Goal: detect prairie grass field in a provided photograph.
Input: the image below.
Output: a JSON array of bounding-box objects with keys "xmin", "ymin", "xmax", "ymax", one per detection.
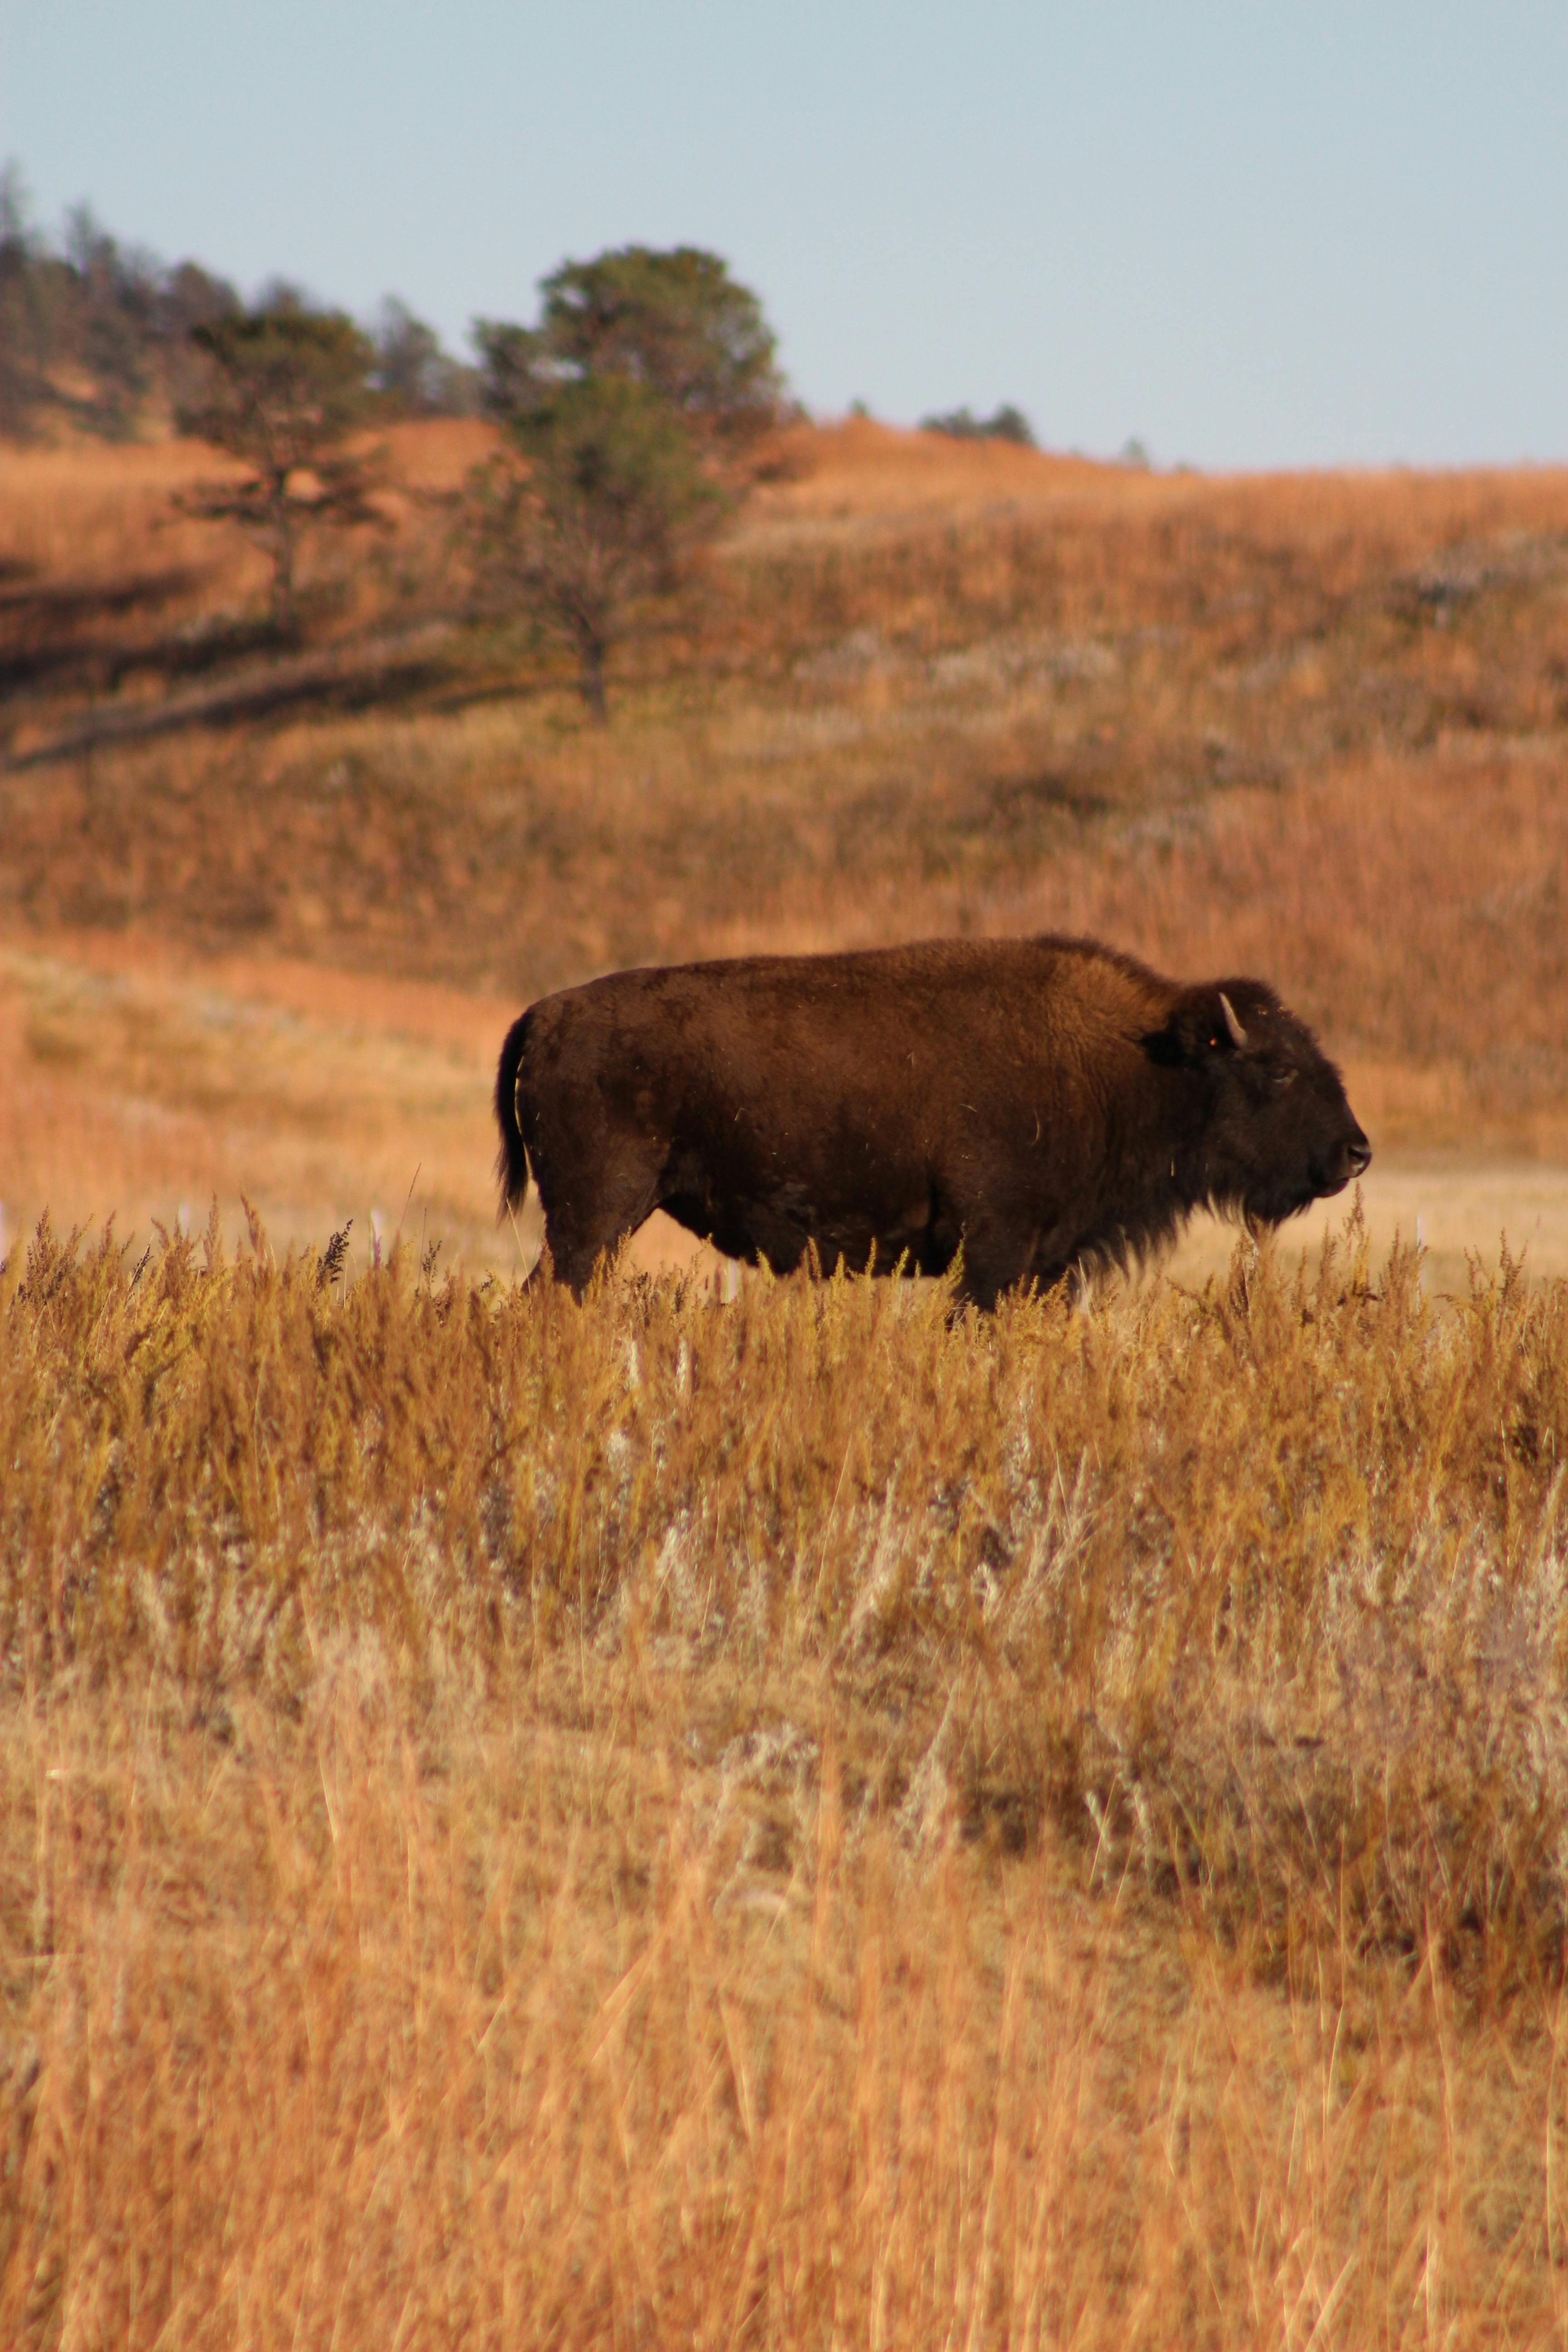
[
  {"xmin": 2, "ymin": 1220, "xmax": 1568, "ymax": 2345},
  {"xmin": 1, "ymin": 418, "xmax": 1568, "ymax": 2342}
]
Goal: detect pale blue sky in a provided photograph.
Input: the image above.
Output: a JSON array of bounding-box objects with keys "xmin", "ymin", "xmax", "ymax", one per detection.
[{"xmin": 3, "ymin": 2, "xmax": 1565, "ymax": 467}]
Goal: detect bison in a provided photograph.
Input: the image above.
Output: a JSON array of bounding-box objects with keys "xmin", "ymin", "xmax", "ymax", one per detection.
[{"xmin": 495, "ymin": 934, "xmax": 1371, "ymax": 1309}]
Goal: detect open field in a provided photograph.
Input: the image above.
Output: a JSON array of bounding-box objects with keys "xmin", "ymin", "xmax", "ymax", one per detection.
[
  {"xmin": 1, "ymin": 419, "xmax": 1567, "ymax": 2342},
  {"xmin": 2, "ymin": 1224, "xmax": 1568, "ymax": 2345}
]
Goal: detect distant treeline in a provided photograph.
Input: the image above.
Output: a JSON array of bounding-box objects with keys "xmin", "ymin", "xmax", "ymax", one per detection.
[
  {"xmin": 0, "ymin": 161, "xmax": 477, "ymax": 441},
  {"xmin": 0, "ymin": 162, "xmax": 1052, "ymax": 719},
  {"xmin": 0, "ymin": 161, "xmax": 1047, "ymax": 465},
  {"xmin": 919, "ymin": 402, "xmax": 1036, "ymax": 448}
]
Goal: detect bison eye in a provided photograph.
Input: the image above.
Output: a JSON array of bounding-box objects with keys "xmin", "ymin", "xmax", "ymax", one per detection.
[{"xmin": 1272, "ymin": 1068, "xmax": 1299, "ymax": 1092}]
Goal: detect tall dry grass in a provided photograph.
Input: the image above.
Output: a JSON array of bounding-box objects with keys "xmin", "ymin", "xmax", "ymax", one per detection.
[
  {"xmin": 734, "ymin": 423, "xmax": 1568, "ymax": 647},
  {"xmin": 2, "ymin": 1219, "xmax": 1568, "ymax": 2342},
  {"xmin": 14, "ymin": 1668, "xmax": 1568, "ymax": 2350}
]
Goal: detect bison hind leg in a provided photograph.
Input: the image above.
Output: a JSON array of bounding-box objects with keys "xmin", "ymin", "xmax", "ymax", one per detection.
[{"xmin": 537, "ymin": 1160, "xmax": 668, "ymax": 1299}]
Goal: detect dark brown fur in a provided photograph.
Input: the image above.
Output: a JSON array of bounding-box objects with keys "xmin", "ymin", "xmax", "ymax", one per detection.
[{"xmin": 495, "ymin": 935, "xmax": 1371, "ymax": 1308}]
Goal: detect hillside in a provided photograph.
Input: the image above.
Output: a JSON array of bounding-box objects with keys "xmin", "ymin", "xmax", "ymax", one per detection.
[{"xmin": 1, "ymin": 417, "xmax": 1566, "ymax": 1281}]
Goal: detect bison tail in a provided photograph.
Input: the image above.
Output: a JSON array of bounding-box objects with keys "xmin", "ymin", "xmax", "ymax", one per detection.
[{"xmin": 494, "ymin": 1011, "xmax": 534, "ymax": 1217}]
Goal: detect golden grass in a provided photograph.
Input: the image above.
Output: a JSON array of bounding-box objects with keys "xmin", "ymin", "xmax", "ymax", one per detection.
[
  {"xmin": 0, "ymin": 422, "xmax": 491, "ymax": 587},
  {"xmin": 738, "ymin": 416, "xmax": 1115, "ymax": 536},
  {"xmin": 736, "ymin": 421, "xmax": 1568, "ymax": 617},
  {"xmin": 0, "ymin": 438, "xmax": 246, "ymax": 592},
  {"xmin": 15, "ymin": 1672, "xmax": 1568, "ymax": 2350},
  {"xmin": 1, "ymin": 1220, "xmax": 1567, "ymax": 2343}
]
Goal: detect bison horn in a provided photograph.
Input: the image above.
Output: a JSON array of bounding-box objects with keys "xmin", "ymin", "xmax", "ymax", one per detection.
[{"xmin": 1218, "ymin": 992, "xmax": 1248, "ymax": 1049}]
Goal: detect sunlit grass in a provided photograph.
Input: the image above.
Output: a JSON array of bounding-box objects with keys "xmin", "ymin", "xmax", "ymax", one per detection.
[{"xmin": 0, "ymin": 1215, "xmax": 1566, "ymax": 2343}]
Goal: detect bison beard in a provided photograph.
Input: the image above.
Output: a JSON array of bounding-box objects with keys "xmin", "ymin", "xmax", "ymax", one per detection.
[{"xmin": 495, "ymin": 935, "xmax": 1371, "ymax": 1310}]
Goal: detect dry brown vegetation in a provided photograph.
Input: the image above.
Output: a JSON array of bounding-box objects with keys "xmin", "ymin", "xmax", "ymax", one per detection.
[
  {"xmin": 1, "ymin": 1219, "xmax": 1568, "ymax": 2344},
  {"xmin": 2, "ymin": 418, "xmax": 1568, "ymax": 2342}
]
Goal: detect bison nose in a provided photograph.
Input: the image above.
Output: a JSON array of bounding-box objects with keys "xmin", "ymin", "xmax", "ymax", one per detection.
[{"xmin": 1345, "ymin": 1135, "xmax": 1372, "ymax": 1178}]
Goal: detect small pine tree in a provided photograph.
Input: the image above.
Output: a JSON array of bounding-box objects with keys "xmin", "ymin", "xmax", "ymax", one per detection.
[
  {"xmin": 469, "ymin": 374, "xmax": 724, "ymax": 722},
  {"xmin": 468, "ymin": 245, "xmax": 785, "ymax": 720},
  {"xmin": 176, "ymin": 305, "xmax": 383, "ymax": 634},
  {"xmin": 0, "ymin": 163, "xmax": 43, "ymax": 436}
]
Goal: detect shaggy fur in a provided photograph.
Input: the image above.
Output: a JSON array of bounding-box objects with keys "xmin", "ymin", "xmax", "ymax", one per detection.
[{"xmin": 495, "ymin": 935, "xmax": 1371, "ymax": 1308}]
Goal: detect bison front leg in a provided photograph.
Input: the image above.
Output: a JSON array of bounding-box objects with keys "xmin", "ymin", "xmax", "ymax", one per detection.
[{"xmin": 948, "ymin": 1205, "xmax": 1063, "ymax": 1313}]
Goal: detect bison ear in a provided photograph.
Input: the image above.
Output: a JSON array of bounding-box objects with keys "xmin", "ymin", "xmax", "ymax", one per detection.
[{"xmin": 1145, "ymin": 988, "xmax": 1250, "ymax": 1070}]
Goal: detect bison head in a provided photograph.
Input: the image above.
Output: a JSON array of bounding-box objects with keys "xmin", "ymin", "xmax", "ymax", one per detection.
[{"xmin": 1149, "ymin": 980, "xmax": 1371, "ymax": 1226}]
